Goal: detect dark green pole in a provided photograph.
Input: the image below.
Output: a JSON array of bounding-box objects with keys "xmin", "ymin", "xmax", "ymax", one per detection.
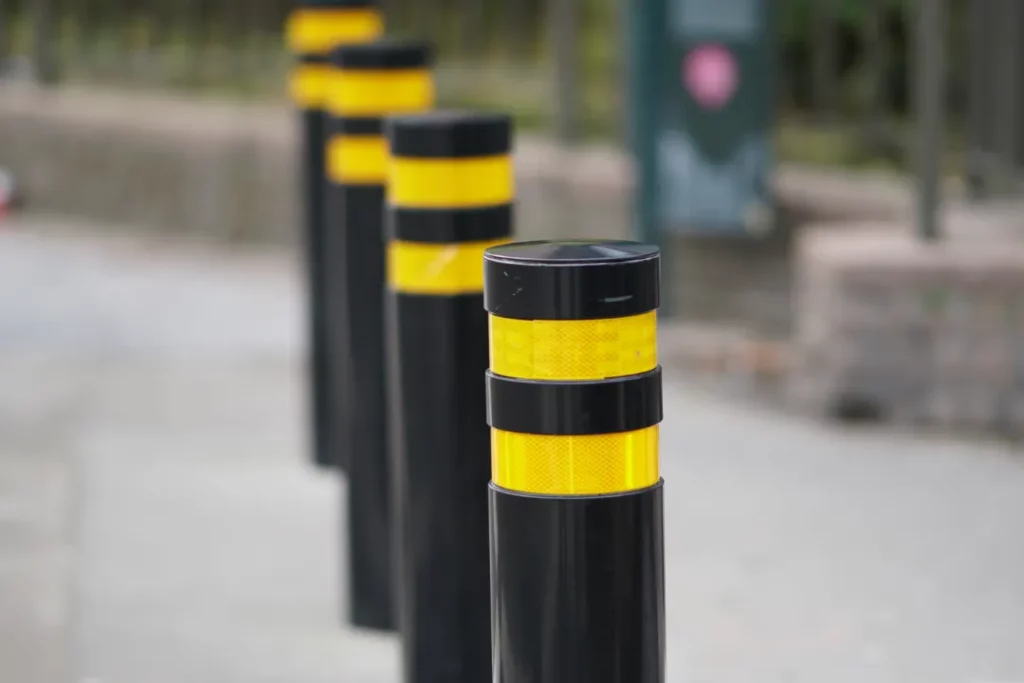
[
  {"xmin": 913, "ymin": 0, "xmax": 947, "ymax": 241},
  {"xmin": 324, "ymin": 40, "xmax": 435, "ymax": 631},
  {"xmin": 385, "ymin": 111, "xmax": 513, "ymax": 682},
  {"xmin": 286, "ymin": 0, "xmax": 382, "ymax": 471}
]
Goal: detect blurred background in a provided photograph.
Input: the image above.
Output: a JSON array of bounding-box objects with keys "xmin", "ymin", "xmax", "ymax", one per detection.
[
  {"xmin": 0, "ymin": 0, "xmax": 1007, "ymax": 156},
  {"xmin": 1, "ymin": 1, "xmax": 1024, "ymax": 682}
]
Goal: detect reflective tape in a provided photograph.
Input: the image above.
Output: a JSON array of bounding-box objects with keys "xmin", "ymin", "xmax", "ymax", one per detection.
[
  {"xmin": 387, "ymin": 238, "xmax": 511, "ymax": 295},
  {"xmin": 488, "ymin": 311, "xmax": 657, "ymax": 381},
  {"xmin": 325, "ymin": 69, "xmax": 434, "ymax": 117},
  {"xmin": 326, "ymin": 134, "xmax": 388, "ymax": 184},
  {"xmin": 286, "ymin": 8, "xmax": 383, "ymax": 55},
  {"xmin": 289, "ymin": 63, "xmax": 331, "ymax": 108},
  {"xmin": 490, "ymin": 426, "xmax": 659, "ymax": 495},
  {"xmin": 389, "ymin": 156, "xmax": 514, "ymax": 209}
]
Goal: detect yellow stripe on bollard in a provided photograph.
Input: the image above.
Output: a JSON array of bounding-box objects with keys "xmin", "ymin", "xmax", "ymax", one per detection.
[
  {"xmin": 286, "ymin": 8, "xmax": 383, "ymax": 55},
  {"xmin": 387, "ymin": 238, "xmax": 511, "ymax": 295},
  {"xmin": 490, "ymin": 426, "xmax": 659, "ymax": 495},
  {"xmin": 289, "ymin": 63, "xmax": 332, "ymax": 108},
  {"xmin": 326, "ymin": 69, "xmax": 434, "ymax": 117},
  {"xmin": 326, "ymin": 135, "xmax": 388, "ymax": 184},
  {"xmin": 389, "ymin": 156, "xmax": 514, "ymax": 208},
  {"xmin": 488, "ymin": 310, "xmax": 658, "ymax": 381}
]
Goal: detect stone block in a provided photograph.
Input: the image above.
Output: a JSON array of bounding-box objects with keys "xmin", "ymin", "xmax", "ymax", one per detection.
[{"xmin": 792, "ymin": 224, "xmax": 1024, "ymax": 434}]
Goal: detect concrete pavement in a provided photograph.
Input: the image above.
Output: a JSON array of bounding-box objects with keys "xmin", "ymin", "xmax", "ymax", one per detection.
[{"xmin": 1, "ymin": 215, "xmax": 1023, "ymax": 683}]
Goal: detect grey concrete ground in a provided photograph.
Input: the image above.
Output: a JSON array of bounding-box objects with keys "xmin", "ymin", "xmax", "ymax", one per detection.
[{"xmin": 1, "ymin": 215, "xmax": 1024, "ymax": 683}]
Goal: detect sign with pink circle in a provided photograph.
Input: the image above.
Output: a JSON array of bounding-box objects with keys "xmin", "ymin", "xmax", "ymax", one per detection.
[{"xmin": 682, "ymin": 43, "xmax": 738, "ymax": 110}]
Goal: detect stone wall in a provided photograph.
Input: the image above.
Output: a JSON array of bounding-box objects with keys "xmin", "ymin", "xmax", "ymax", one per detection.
[{"xmin": 793, "ymin": 223, "xmax": 1024, "ymax": 434}]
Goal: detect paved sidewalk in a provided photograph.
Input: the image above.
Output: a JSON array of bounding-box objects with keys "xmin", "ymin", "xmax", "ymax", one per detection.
[{"xmin": 2, "ymin": 216, "xmax": 1023, "ymax": 683}]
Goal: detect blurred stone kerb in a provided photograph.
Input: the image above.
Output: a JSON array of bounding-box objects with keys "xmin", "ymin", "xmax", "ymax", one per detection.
[{"xmin": 792, "ymin": 221, "xmax": 1024, "ymax": 435}]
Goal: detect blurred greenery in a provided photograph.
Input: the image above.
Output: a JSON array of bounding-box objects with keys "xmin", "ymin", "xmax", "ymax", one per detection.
[{"xmin": 0, "ymin": 0, "xmax": 967, "ymax": 171}]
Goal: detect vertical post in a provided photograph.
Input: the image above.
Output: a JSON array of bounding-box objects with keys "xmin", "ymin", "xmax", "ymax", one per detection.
[
  {"xmin": 550, "ymin": 0, "xmax": 579, "ymax": 142},
  {"xmin": 993, "ymin": 0, "xmax": 1022, "ymax": 194},
  {"xmin": 285, "ymin": 0, "xmax": 383, "ymax": 471},
  {"xmin": 324, "ymin": 39, "xmax": 435, "ymax": 631},
  {"xmin": 385, "ymin": 112, "xmax": 513, "ymax": 683},
  {"xmin": 965, "ymin": 0, "xmax": 990, "ymax": 199},
  {"xmin": 0, "ymin": 0, "xmax": 10, "ymax": 74},
  {"xmin": 485, "ymin": 240, "xmax": 666, "ymax": 683},
  {"xmin": 31, "ymin": 0, "xmax": 58, "ymax": 84},
  {"xmin": 812, "ymin": 0, "xmax": 837, "ymax": 122},
  {"xmin": 913, "ymin": 0, "xmax": 947, "ymax": 241},
  {"xmin": 862, "ymin": 0, "xmax": 889, "ymax": 144}
]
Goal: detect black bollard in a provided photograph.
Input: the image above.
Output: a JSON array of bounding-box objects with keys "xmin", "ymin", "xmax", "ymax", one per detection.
[
  {"xmin": 484, "ymin": 240, "xmax": 667, "ymax": 683},
  {"xmin": 286, "ymin": 0, "xmax": 383, "ymax": 471},
  {"xmin": 385, "ymin": 112, "xmax": 514, "ymax": 682},
  {"xmin": 324, "ymin": 40, "xmax": 435, "ymax": 631}
]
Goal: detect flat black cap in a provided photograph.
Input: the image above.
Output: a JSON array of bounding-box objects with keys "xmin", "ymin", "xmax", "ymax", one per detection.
[
  {"xmin": 387, "ymin": 110, "xmax": 512, "ymax": 158},
  {"xmin": 483, "ymin": 240, "xmax": 661, "ymax": 320}
]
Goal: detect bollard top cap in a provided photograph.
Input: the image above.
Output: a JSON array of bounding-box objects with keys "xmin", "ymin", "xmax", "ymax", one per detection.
[
  {"xmin": 387, "ymin": 110, "xmax": 512, "ymax": 159},
  {"xmin": 484, "ymin": 240, "xmax": 660, "ymax": 321},
  {"xmin": 484, "ymin": 239, "xmax": 659, "ymax": 266},
  {"xmin": 329, "ymin": 39, "xmax": 433, "ymax": 70}
]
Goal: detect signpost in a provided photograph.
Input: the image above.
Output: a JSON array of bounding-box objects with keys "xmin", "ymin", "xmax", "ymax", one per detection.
[{"xmin": 628, "ymin": 0, "xmax": 775, "ymax": 271}]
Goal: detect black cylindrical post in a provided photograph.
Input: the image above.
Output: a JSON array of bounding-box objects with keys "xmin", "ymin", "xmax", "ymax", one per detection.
[
  {"xmin": 286, "ymin": 0, "xmax": 382, "ymax": 470},
  {"xmin": 485, "ymin": 240, "xmax": 666, "ymax": 683},
  {"xmin": 324, "ymin": 40, "xmax": 435, "ymax": 631},
  {"xmin": 385, "ymin": 112, "xmax": 514, "ymax": 682}
]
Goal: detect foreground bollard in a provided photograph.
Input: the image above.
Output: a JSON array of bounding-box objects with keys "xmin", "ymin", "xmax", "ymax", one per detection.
[
  {"xmin": 325, "ymin": 40, "xmax": 435, "ymax": 631},
  {"xmin": 286, "ymin": 0, "xmax": 383, "ymax": 470},
  {"xmin": 386, "ymin": 112, "xmax": 513, "ymax": 682},
  {"xmin": 485, "ymin": 240, "xmax": 666, "ymax": 683}
]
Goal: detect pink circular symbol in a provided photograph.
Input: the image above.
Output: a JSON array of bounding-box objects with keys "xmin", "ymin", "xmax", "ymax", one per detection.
[{"xmin": 683, "ymin": 44, "xmax": 738, "ymax": 110}]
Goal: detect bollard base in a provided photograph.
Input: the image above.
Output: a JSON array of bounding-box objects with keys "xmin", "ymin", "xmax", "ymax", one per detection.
[
  {"xmin": 489, "ymin": 482, "xmax": 666, "ymax": 683},
  {"xmin": 300, "ymin": 107, "xmax": 340, "ymax": 471},
  {"xmin": 336, "ymin": 183, "xmax": 397, "ymax": 632},
  {"xmin": 389, "ymin": 292, "xmax": 492, "ymax": 683}
]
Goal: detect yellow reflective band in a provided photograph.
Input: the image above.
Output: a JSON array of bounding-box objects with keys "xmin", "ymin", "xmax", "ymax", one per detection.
[
  {"xmin": 489, "ymin": 311, "xmax": 658, "ymax": 381},
  {"xmin": 289, "ymin": 63, "xmax": 331, "ymax": 108},
  {"xmin": 389, "ymin": 156, "xmax": 513, "ymax": 209},
  {"xmin": 285, "ymin": 8, "xmax": 383, "ymax": 55},
  {"xmin": 388, "ymin": 238, "xmax": 511, "ymax": 295},
  {"xmin": 491, "ymin": 426, "xmax": 659, "ymax": 495},
  {"xmin": 326, "ymin": 134, "xmax": 387, "ymax": 184},
  {"xmin": 325, "ymin": 69, "xmax": 434, "ymax": 117}
]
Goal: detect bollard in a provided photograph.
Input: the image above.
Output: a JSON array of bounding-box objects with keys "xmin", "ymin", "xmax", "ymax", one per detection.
[
  {"xmin": 385, "ymin": 112, "xmax": 513, "ymax": 682},
  {"xmin": 324, "ymin": 40, "xmax": 435, "ymax": 631},
  {"xmin": 286, "ymin": 0, "xmax": 383, "ymax": 471},
  {"xmin": 485, "ymin": 240, "xmax": 666, "ymax": 683}
]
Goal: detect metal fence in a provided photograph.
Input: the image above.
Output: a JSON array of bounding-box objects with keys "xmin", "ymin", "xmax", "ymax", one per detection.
[{"xmin": 0, "ymin": 0, "xmax": 1020, "ymax": 186}]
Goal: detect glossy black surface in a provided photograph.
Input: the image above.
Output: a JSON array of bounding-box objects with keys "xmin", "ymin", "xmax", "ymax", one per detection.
[
  {"xmin": 388, "ymin": 205, "xmax": 512, "ymax": 243},
  {"xmin": 387, "ymin": 111, "xmax": 511, "ymax": 158},
  {"xmin": 485, "ymin": 368, "xmax": 662, "ymax": 435},
  {"xmin": 297, "ymin": 53, "xmax": 329, "ymax": 66},
  {"xmin": 300, "ymin": 108, "xmax": 339, "ymax": 470},
  {"xmin": 329, "ymin": 40, "xmax": 432, "ymax": 69},
  {"xmin": 487, "ymin": 240, "xmax": 660, "ymax": 264},
  {"xmin": 386, "ymin": 293, "xmax": 493, "ymax": 682},
  {"xmin": 325, "ymin": 182, "xmax": 396, "ymax": 630},
  {"xmin": 332, "ymin": 116, "xmax": 383, "ymax": 135},
  {"xmin": 490, "ymin": 484, "xmax": 665, "ymax": 683},
  {"xmin": 483, "ymin": 241, "xmax": 660, "ymax": 321}
]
